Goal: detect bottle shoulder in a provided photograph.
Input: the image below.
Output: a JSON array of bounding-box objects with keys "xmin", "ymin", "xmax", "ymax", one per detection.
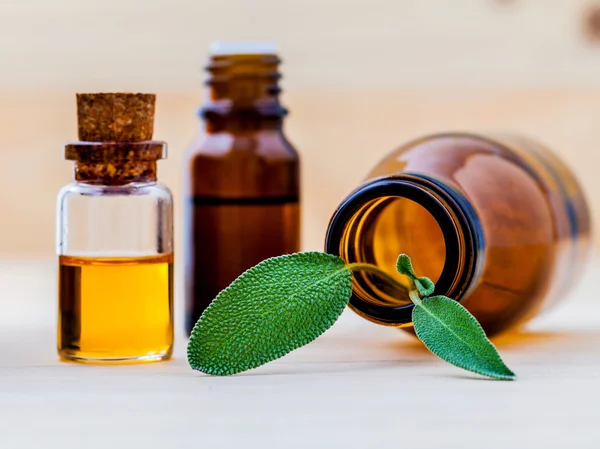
[{"xmin": 186, "ymin": 130, "xmax": 299, "ymax": 162}]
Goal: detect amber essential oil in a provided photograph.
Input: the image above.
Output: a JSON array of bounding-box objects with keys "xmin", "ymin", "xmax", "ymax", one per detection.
[{"xmin": 58, "ymin": 253, "xmax": 174, "ymax": 363}]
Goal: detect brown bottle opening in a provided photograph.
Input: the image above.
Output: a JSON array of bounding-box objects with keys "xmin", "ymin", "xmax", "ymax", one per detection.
[{"xmin": 325, "ymin": 174, "xmax": 484, "ymax": 326}]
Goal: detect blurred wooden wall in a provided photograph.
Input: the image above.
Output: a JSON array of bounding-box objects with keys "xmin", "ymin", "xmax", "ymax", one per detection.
[{"xmin": 0, "ymin": 0, "xmax": 599, "ymax": 254}]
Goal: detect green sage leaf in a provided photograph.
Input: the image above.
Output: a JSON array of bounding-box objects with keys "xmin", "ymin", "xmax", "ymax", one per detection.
[
  {"xmin": 414, "ymin": 276, "xmax": 435, "ymax": 297},
  {"xmin": 397, "ymin": 254, "xmax": 435, "ymax": 296},
  {"xmin": 187, "ymin": 252, "xmax": 353, "ymax": 376},
  {"xmin": 396, "ymin": 254, "xmax": 417, "ymax": 279},
  {"xmin": 412, "ymin": 295, "xmax": 516, "ymax": 380}
]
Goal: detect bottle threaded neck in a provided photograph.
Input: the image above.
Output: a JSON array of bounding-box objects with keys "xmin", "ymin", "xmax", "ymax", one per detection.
[{"xmin": 200, "ymin": 51, "xmax": 287, "ymax": 128}]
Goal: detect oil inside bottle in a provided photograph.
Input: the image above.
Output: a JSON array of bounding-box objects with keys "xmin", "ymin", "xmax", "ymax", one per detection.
[
  {"xmin": 186, "ymin": 197, "xmax": 299, "ymax": 333},
  {"xmin": 58, "ymin": 253, "xmax": 174, "ymax": 363}
]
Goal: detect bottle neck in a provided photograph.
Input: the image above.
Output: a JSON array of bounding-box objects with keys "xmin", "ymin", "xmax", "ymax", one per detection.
[
  {"xmin": 200, "ymin": 53, "xmax": 287, "ymax": 134},
  {"xmin": 325, "ymin": 173, "xmax": 485, "ymax": 326}
]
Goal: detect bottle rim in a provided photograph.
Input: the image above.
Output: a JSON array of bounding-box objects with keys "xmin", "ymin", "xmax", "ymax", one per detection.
[{"xmin": 324, "ymin": 173, "xmax": 485, "ymax": 326}]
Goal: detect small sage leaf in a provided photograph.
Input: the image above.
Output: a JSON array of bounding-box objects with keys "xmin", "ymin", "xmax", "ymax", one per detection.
[
  {"xmin": 396, "ymin": 254, "xmax": 417, "ymax": 280},
  {"xmin": 412, "ymin": 295, "xmax": 516, "ymax": 380},
  {"xmin": 187, "ymin": 252, "xmax": 353, "ymax": 376},
  {"xmin": 414, "ymin": 276, "xmax": 435, "ymax": 297}
]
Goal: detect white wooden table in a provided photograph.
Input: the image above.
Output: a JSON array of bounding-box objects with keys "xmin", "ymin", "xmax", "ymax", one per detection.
[{"xmin": 1, "ymin": 257, "xmax": 600, "ymax": 448}]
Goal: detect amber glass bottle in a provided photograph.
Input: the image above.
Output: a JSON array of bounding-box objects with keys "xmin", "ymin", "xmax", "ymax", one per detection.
[
  {"xmin": 184, "ymin": 43, "xmax": 300, "ymax": 334},
  {"xmin": 326, "ymin": 132, "xmax": 591, "ymax": 337}
]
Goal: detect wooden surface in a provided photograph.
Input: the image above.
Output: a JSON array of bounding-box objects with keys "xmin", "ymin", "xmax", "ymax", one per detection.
[{"xmin": 1, "ymin": 256, "xmax": 600, "ymax": 448}]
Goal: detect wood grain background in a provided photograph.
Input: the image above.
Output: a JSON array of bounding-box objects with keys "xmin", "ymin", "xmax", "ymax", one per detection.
[{"xmin": 1, "ymin": 0, "xmax": 599, "ymax": 254}]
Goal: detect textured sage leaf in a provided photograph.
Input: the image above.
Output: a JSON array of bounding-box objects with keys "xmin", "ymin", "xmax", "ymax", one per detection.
[
  {"xmin": 397, "ymin": 254, "xmax": 434, "ymax": 296},
  {"xmin": 414, "ymin": 276, "xmax": 435, "ymax": 296},
  {"xmin": 412, "ymin": 296, "xmax": 516, "ymax": 380},
  {"xmin": 187, "ymin": 252, "xmax": 353, "ymax": 376},
  {"xmin": 396, "ymin": 254, "xmax": 417, "ymax": 279}
]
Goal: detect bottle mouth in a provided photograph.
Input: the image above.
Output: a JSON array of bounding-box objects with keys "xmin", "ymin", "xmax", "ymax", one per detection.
[
  {"xmin": 209, "ymin": 41, "xmax": 278, "ymax": 56},
  {"xmin": 325, "ymin": 173, "xmax": 484, "ymax": 326},
  {"xmin": 201, "ymin": 52, "xmax": 286, "ymax": 121}
]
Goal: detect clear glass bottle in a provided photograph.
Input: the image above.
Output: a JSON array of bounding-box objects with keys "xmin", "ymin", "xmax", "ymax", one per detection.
[
  {"xmin": 325, "ymin": 132, "xmax": 591, "ymax": 336},
  {"xmin": 56, "ymin": 93, "xmax": 174, "ymax": 363},
  {"xmin": 183, "ymin": 43, "xmax": 300, "ymax": 335}
]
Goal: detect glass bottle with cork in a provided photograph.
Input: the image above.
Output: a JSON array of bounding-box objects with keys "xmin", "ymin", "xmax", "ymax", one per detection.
[
  {"xmin": 57, "ymin": 93, "xmax": 174, "ymax": 363},
  {"xmin": 325, "ymin": 132, "xmax": 591, "ymax": 336},
  {"xmin": 183, "ymin": 42, "xmax": 300, "ymax": 335}
]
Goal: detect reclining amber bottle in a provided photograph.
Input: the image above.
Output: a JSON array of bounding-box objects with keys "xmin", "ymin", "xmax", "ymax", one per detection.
[
  {"xmin": 183, "ymin": 43, "xmax": 300, "ymax": 335},
  {"xmin": 56, "ymin": 93, "xmax": 174, "ymax": 363},
  {"xmin": 326, "ymin": 132, "xmax": 591, "ymax": 336}
]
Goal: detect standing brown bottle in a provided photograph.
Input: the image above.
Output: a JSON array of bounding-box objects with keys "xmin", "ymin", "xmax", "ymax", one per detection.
[{"xmin": 184, "ymin": 43, "xmax": 300, "ymax": 335}]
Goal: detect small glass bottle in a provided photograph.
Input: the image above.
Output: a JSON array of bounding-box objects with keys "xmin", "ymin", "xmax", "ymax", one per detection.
[
  {"xmin": 326, "ymin": 132, "xmax": 591, "ymax": 337},
  {"xmin": 183, "ymin": 42, "xmax": 300, "ymax": 335},
  {"xmin": 57, "ymin": 93, "xmax": 174, "ymax": 363}
]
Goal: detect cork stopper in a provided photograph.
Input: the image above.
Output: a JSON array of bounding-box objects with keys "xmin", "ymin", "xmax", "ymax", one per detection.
[
  {"xmin": 65, "ymin": 92, "xmax": 165, "ymax": 185},
  {"xmin": 76, "ymin": 93, "xmax": 155, "ymax": 142}
]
